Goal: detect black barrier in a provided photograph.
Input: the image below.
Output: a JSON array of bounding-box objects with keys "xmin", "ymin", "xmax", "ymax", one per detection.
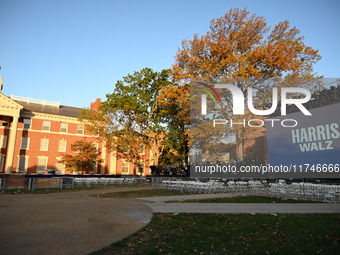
[
  {"xmin": 25, "ymin": 174, "xmax": 144, "ymax": 179},
  {"xmin": 149, "ymin": 165, "xmax": 190, "ymax": 177},
  {"xmin": 1, "ymin": 174, "xmax": 147, "ymax": 190}
]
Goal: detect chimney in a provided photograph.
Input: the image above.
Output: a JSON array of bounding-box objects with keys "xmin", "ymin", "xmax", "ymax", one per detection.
[{"xmin": 90, "ymin": 98, "xmax": 101, "ymax": 112}]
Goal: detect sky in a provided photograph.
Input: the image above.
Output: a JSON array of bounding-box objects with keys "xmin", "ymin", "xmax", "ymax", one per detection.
[{"xmin": 0, "ymin": 0, "xmax": 339, "ymax": 108}]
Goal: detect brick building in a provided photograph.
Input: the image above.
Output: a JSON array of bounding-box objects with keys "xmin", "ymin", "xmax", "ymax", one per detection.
[{"xmin": 0, "ymin": 94, "xmax": 153, "ymax": 175}]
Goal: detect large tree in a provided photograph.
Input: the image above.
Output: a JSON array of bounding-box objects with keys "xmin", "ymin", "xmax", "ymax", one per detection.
[
  {"xmin": 170, "ymin": 8, "xmax": 321, "ymax": 161},
  {"xmin": 82, "ymin": 68, "xmax": 172, "ymax": 170},
  {"xmin": 172, "ymin": 8, "xmax": 320, "ymax": 81},
  {"xmin": 158, "ymin": 82, "xmax": 190, "ymax": 166}
]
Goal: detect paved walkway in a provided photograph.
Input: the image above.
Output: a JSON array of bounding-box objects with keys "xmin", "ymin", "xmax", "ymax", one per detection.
[
  {"xmin": 139, "ymin": 193, "xmax": 340, "ymax": 214},
  {"xmin": 0, "ymin": 187, "xmax": 153, "ymax": 255}
]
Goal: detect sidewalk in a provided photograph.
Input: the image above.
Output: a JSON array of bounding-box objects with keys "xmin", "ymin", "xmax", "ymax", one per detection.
[{"xmin": 139, "ymin": 193, "xmax": 340, "ymax": 214}]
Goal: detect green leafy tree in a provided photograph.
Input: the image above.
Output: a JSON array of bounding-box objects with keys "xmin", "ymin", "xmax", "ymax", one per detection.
[
  {"xmin": 81, "ymin": 68, "xmax": 172, "ymax": 170},
  {"xmin": 59, "ymin": 140, "xmax": 102, "ymax": 174},
  {"xmin": 158, "ymin": 83, "xmax": 190, "ymax": 166}
]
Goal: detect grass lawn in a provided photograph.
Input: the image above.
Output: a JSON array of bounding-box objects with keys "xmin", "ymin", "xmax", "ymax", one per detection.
[
  {"xmin": 1, "ymin": 187, "xmax": 190, "ymax": 197},
  {"xmin": 97, "ymin": 189, "xmax": 193, "ymax": 198},
  {"xmin": 169, "ymin": 195, "xmax": 322, "ymax": 203},
  {"xmin": 91, "ymin": 213, "xmax": 340, "ymax": 255}
]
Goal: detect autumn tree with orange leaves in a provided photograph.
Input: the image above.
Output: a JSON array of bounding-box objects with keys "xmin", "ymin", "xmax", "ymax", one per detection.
[
  {"xmin": 168, "ymin": 8, "xmax": 321, "ymax": 162},
  {"xmin": 59, "ymin": 140, "xmax": 102, "ymax": 174},
  {"xmin": 172, "ymin": 8, "xmax": 320, "ymax": 80}
]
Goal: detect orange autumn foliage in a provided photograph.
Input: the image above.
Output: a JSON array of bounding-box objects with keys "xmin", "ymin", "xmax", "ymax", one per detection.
[{"xmin": 171, "ymin": 8, "xmax": 321, "ymax": 81}]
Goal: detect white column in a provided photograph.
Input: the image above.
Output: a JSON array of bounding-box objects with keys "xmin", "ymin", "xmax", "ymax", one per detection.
[{"xmin": 5, "ymin": 116, "xmax": 19, "ymax": 173}]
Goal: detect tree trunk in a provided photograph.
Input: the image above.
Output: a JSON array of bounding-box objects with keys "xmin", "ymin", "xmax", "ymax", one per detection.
[{"xmin": 236, "ymin": 128, "xmax": 244, "ymax": 161}]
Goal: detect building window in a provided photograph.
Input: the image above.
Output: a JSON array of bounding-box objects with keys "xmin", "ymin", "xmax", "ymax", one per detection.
[
  {"xmin": 18, "ymin": 155, "xmax": 29, "ymax": 172},
  {"xmin": 0, "ymin": 154, "xmax": 5, "ymax": 172},
  {"xmin": 138, "ymin": 162, "xmax": 145, "ymax": 175},
  {"xmin": 42, "ymin": 121, "xmax": 51, "ymax": 131},
  {"xmin": 121, "ymin": 160, "xmax": 129, "ymax": 173},
  {"xmin": 20, "ymin": 137, "xmax": 30, "ymax": 150},
  {"xmin": 58, "ymin": 140, "xmax": 67, "ymax": 152},
  {"xmin": 56, "ymin": 157, "xmax": 65, "ymax": 174},
  {"xmin": 23, "ymin": 119, "xmax": 31, "ymax": 129},
  {"xmin": 36, "ymin": 156, "xmax": 48, "ymax": 173},
  {"xmin": 92, "ymin": 143, "xmax": 99, "ymax": 152},
  {"xmin": 139, "ymin": 144, "xmax": 145, "ymax": 155},
  {"xmin": 40, "ymin": 138, "xmax": 49, "ymax": 151},
  {"xmin": 60, "ymin": 123, "xmax": 68, "ymax": 133},
  {"xmin": 77, "ymin": 125, "xmax": 84, "ymax": 134},
  {"xmin": 90, "ymin": 143, "xmax": 99, "ymax": 173},
  {"xmin": 0, "ymin": 135, "xmax": 7, "ymax": 149},
  {"xmin": 92, "ymin": 129, "xmax": 99, "ymax": 137}
]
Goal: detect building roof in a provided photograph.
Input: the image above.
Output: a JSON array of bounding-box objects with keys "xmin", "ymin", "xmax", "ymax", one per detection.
[{"xmin": 15, "ymin": 101, "xmax": 83, "ymax": 118}]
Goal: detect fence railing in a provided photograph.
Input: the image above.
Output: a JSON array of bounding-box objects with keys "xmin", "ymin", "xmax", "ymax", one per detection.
[
  {"xmin": 1, "ymin": 175, "xmax": 148, "ymax": 191},
  {"xmin": 0, "ymin": 178, "xmax": 6, "ymax": 192},
  {"xmin": 2, "ymin": 174, "xmax": 339, "ymax": 202},
  {"xmin": 11, "ymin": 95, "xmax": 60, "ymax": 108}
]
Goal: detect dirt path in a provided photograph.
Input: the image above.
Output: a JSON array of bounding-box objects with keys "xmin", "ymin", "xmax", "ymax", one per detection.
[{"xmin": 0, "ymin": 187, "xmax": 153, "ymax": 255}]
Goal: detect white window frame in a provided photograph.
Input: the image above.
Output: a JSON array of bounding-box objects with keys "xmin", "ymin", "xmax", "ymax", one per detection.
[
  {"xmin": 42, "ymin": 121, "xmax": 51, "ymax": 131},
  {"xmin": 36, "ymin": 156, "xmax": 48, "ymax": 173},
  {"xmin": 58, "ymin": 139, "xmax": 67, "ymax": 152},
  {"xmin": 77, "ymin": 125, "xmax": 84, "ymax": 135},
  {"xmin": 23, "ymin": 119, "xmax": 31, "ymax": 129},
  {"xmin": 20, "ymin": 137, "xmax": 30, "ymax": 150},
  {"xmin": 60, "ymin": 123, "xmax": 68, "ymax": 133},
  {"xmin": 40, "ymin": 138, "xmax": 49, "ymax": 151},
  {"xmin": 56, "ymin": 157, "xmax": 65, "ymax": 174},
  {"xmin": 18, "ymin": 155, "xmax": 29, "ymax": 172},
  {"xmin": 121, "ymin": 160, "xmax": 129, "ymax": 174}
]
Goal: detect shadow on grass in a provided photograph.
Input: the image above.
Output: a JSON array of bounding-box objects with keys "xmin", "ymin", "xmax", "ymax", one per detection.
[
  {"xmin": 96, "ymin": 189, "xmax": 194, "ymax": 199},
  {"xmin": 90, "ymin": 213, "xmax": 340, "ymax": 255},
  {"xmin": 167, "ymin": 195, "xmax": 323, "ymax": 203}
]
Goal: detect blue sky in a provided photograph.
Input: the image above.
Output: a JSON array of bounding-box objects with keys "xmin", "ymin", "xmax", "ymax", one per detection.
[{"xmin": 1, "ymin": 0, "xmax": 339, "ymax": 108}]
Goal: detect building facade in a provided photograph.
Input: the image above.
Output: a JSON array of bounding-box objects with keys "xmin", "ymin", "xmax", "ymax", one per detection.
[{"xmin": 0, "ymin": 94, "xmax": 153, "ymax": 175}]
